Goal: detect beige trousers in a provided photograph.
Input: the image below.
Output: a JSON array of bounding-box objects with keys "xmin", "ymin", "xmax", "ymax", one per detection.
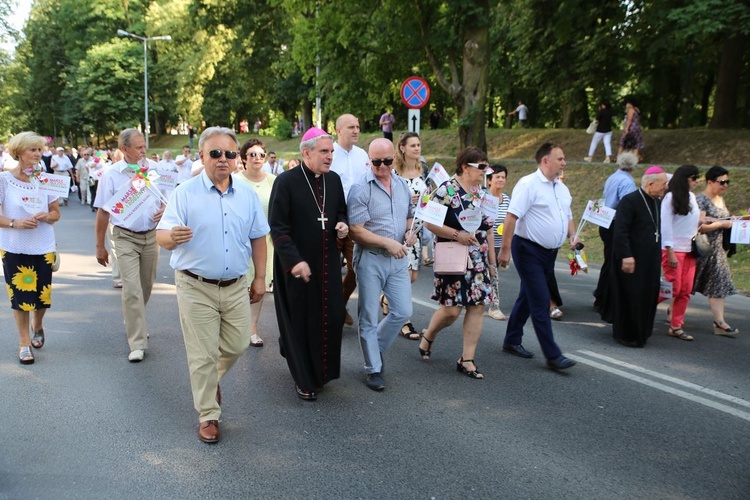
[
  {"xmin": 175, "ymin": 270, "xmax": 251, "ymax": 422},
  {"xmin": 112, "ymin": 226, "xmax": 158, "ymax": 351}
]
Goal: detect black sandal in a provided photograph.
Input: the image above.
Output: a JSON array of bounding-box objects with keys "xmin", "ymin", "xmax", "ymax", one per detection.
[
  {"xmin": 456, "ymin": 358, "xmax": 483, "ymax": 379},
  {"xmin": 380, "ymin": 294, "xmax": 389, "ymax": 316},
  {"xmin": 418, "ymin": 330, "xmax": 434, "ymax": 360},
  {"xmin": 400, "ymin": 322, "xmax": 420, "ymax": 340}
]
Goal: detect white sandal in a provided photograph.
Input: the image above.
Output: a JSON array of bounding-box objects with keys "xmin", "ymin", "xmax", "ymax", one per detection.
[
  {"xmin": 250, "ymin": 334, "xmax": 264, "ymax": 347},
  {"xmin": 550, "ymin": 307, "xmax": 564, "ymax": 319}
]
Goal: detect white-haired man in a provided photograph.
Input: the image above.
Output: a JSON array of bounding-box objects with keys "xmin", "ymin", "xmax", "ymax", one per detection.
[{"xmin": 269, "ymin": 127, "xmax": 349, "ymax": 402}]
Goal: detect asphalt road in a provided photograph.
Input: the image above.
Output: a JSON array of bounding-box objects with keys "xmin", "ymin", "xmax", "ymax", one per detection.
[{"xmin": 1, "ymin": 201, "xmax": 749, "ymax": 499}]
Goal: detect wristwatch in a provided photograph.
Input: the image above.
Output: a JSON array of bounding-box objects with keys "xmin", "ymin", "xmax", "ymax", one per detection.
[{"xmin": 9, "ymin": 219, "xmax": 14, "ymax": 228}]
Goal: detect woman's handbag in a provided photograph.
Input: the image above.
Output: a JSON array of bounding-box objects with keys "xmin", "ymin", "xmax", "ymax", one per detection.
[
  {"xmin": 433, "ymin": 242, "xmax": 469, "ymax": 275},
  {"xmin": 586, "ymin": 121, "xmax": 597, "ymax": 134},
  {"xmin": 692, "ymin": 233, "xmax": 710, "ymax": 258}
]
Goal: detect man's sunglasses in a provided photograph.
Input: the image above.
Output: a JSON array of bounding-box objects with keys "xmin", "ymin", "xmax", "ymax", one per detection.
[
  {"xmin": 248, "ymin": 152, "xmax": 266, "ymax": 158},
  {"xmin": 468, "ymin": 162, "xmax": 489, "ymax": 170},
  {"xmin": 371, "ymin": 158, "xmax": 394, "ymax": 167},
  {"xmin": 208, "ymin": 149, "xmax": 238, "ymax": 159},
  {"xmin": 717, "ymin": 180, "xmax": 730, "ymax": 186}
]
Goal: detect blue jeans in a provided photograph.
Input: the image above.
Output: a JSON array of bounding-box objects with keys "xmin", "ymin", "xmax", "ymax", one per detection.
[
  {"xmin": 504, "ymin": 237, "xmax": 562, "ymax": 360},
  {"xmin": 354, "ymin": 248, "xmax": 412, "ymax": 373}
]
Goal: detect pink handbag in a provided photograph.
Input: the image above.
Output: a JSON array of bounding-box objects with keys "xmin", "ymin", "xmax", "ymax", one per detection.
[{"xmin": 433, "ymin": 242, "xmax": 469, "ymax": 275}]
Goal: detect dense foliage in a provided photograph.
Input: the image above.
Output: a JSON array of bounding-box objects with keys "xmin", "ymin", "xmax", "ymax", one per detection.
[{"xmin": 1, "ymin": 0, "xmax": 749, "ymax": 148}]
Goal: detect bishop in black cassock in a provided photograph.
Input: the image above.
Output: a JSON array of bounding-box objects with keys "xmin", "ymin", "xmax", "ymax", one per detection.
[
  {"xmin": 268, "ymin": 129, "xmax": 348, "ymax": 400},
  {"xmin": 600, "ymin": 168, "xmax": 668, "ymax": 347}
]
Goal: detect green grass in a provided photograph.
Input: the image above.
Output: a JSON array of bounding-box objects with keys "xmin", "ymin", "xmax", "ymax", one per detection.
[{"xmin": 149, "ymin": 128, "xmax": 750, "ymax": 294}]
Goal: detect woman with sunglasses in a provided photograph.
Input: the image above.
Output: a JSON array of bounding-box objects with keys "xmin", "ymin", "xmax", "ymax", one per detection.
[
  {"xmin": 693, "ymin": 166, "xmax": 739, "ymax": 337},
  {"xmin": 418, "ymin": 147, "xmax": 496, "ymax": 379},
  {"xmin": 392, "ymin": 132, "xmax": 428, "ymax": 340},
  {"xmin": 660, "ymin": 165, "xmax": 701, "ymax": 341},
  {"xmin": 233, "ymin": 139, "xmax": 275, "ymax": 347}
]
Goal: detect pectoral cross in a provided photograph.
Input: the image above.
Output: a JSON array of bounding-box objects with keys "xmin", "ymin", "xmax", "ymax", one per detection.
[
  {"xmin": 318, "ymin": 213, "xmax": 328, "ymax": 229},
  {"xmin": 655, "ymin": 231, "xmax": 659, "ymax": 243}
]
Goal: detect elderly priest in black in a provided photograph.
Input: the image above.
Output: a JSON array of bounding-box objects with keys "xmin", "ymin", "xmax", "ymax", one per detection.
[
  {"xmin": 600, "ymin": 166, "xmax": 668, "ymax": 347},
  {"xmin": 269, "ymin": 127, "xmax": 349, "ymax": 401}
]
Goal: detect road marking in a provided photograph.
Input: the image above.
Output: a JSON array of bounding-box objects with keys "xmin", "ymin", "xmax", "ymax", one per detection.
[
  {"xmin": 569, "ymin": 352, "xmax": 750, "ymax": 423},
  {"xmin": 577, "ymin": 350, "xmax": 750, "ymax": 409},
  {"xmin": 412, "ymin": 297, "xmax": 439, "ymax": 311}
]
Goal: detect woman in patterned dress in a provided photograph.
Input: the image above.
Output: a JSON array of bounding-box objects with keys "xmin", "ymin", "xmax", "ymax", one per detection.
[
  {"xmin": 234, "ymin": 138, "xmax": 275, "ymax": 347},
  {"xmin": 417, "ymin": 147, "xmax": 496, "ymax": 379},
  {"xmin": 617, "ymin": 97, "xmax": 644, "ymax": 158},
  {"xmin": 393, "ymin": 132, "xmax": 427, "ymax": 340},
  {"xmin": 694, "ymin": 166, "xmax": 739, "ymax": 336},
  {"xmin": 0, "ymin": 132, "xmax": 61, "ymax": 364}
]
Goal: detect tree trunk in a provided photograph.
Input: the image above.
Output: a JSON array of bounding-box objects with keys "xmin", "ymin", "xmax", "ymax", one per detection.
[
  {"xmin": 700, "ymin": 72, "xmax": 714, "ymax": 127},
  {"xmin": 457, "ymin": 6, "xmax": 489, "ymax": 151},
  {"xmin": 302, "ymin": 96, "xmax": 313, "ymax": 134},
  {"xmin": 710, "ymin": 32, "xmax": 746, "ymax": 128}
]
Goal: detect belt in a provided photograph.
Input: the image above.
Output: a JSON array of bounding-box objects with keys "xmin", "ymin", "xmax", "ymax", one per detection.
[
  {"xmin": 114, "ymin": 225, "xmax": 153, "ymax": 235},
  {"xmin": 364, "ymin": 246, "xmax": 391, "ymax": 257},
  {"xmin": 179, "ymin": 269, "xmax": 243, "ymax": 287},
  {"xmin": 517, "ymin": 236, "xmax": 557, "ymax": 252}
]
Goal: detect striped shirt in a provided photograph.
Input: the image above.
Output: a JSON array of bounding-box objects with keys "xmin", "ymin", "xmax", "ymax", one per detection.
[{"xmin": 491, "ymin": 192, "xmax": 511, "ymax": 248}]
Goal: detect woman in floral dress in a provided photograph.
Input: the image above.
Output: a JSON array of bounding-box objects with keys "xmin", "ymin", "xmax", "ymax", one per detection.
[
  {"xmin": 694, "ymin": 166, "xmax": 739, "ymax": 336},
  {"xmin": 0, "ymin": 132, "xmax": 60, "ymax": 364},
  {"xmin": 417, "ymin": 147, "xmax": 496, "ymax": 379}
]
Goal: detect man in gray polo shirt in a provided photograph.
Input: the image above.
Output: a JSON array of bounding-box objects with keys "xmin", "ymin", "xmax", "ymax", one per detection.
[{"xmin": 348, "ymin": 138, "xmax": 417, "ymax": 391}]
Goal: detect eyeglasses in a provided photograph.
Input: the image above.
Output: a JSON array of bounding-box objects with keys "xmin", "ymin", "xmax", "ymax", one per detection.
[
  {"xmin": 690, "ymin": 175, "xmax": 700, "ymax": 181},
  {"xmin": 371, "ymin": 158, "xmax": 394, "ymax": 167},
  {"xmin": 248, "ymin": 152, "xmax": 266, "ymax": 158},
  {"xmin": 468, "ymin": 162, "xmax": 489, "ymax": 170},
  {"xmin": 717, "ymin": 180, "xmax": 730, "ymax": 186},
  {"xmin": 208, "ymin": 149, "xmax": 238, "ymax": 159}
]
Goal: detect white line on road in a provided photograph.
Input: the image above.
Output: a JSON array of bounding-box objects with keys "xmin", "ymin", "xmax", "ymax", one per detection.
[
  {"xmin": 577, "ymin": 350, "xmax": 750, "ymax": 410},
  {"xmin": 568, "ymin": 353, "xmax": 750, "ymax": 423}
]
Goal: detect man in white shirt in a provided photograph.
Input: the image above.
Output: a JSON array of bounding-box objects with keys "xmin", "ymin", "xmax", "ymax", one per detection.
[
  {"xmin": 0, "ymin": 145, "xmax": 18, "ymax": 171},
  {"xmin": 508, "ymin": 100, "xmax": 529, "ymax": 128},
  {"xmin": 261, "ymin": 151, "xmax": 283, "ymax": 175},
  {"xmin": 157, "ymin": 150, "xmax": 179, "ymax": 199},
  {"xmin": 175, "ymin": 145, "xmax": 193, "ymax": 184},
  {"xmin": 498, "ymin": 142, "xmax": 578, "ymax": 370},
  {"xmin": 331, "ymin": 113, "xmax": 371, "ymax": 325},
  {"xmin": 51, "ymin": 147, "xmax": 75, "ymax": 205}
]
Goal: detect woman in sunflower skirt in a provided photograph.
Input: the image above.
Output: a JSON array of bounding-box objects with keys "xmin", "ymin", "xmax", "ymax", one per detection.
[{"xmin": 1, "ymin": 132, "xmax": 61, "ymax": 364}]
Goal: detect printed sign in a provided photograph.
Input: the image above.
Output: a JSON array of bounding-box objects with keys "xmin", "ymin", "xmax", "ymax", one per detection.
[
  {"xmin": 659, "ymin": 279, "xmax": 673, "ymax": 300},
  {"xmin": 34, "ymin": 173, "xmax": 71, "ymax": 197},
  {"xmin": 20, "ymin": 193, "xmax": 45, "ymax": 214},
  {"xmin": 480, "ymin": 193, "xmax": 499, "ymax": 221},
  {"xmin": 156, "ymin": 171, "xmax": 177, "ymax": 192},
  {"xmin": 414, "ymin": 195, "xmax": 448, "ymax": 227},
  {"xmin": 457, "ymin": 208, "xmax": 482, "ymax": 233},
  {"xmin": 426, "ymin": 162, "xmax": 450, "ymax": 190},
  {"xmin": 730, "ymin": 220, "xmax": 750, "ymax": 244},
  {"xmin": 102, "ymin": 181, "xmax": 156, "ymax": 226},
  {"xmin": 581, "ymin": 199, "xmax": 616, "ymax": 229}
]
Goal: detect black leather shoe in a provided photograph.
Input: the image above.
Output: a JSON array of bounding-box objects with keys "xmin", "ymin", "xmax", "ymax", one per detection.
[
  {"xmin": 502, "ymin": 343, "xmax": 534, "ymax": 358},
  {"xmin": 296, "ymin": 386, "xmax": 317, "ymax": 401},
  {"xmin": 616, "ymin": 338, "xmax": 640, "ymax": 348},
  {"xmin": 366, "ymin": 373, "xmax": 385, "ymax": 391},
  {"xmin": 547, "ymin": 355, "xmax": 576, "ymax": 370}
]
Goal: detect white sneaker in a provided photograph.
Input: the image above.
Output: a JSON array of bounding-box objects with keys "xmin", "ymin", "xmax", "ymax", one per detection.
[
  {"xmin": 550, "ymin": 308, "xmax": 564, "ymax": 319},
  {"xmin": 128, "ymin": 349, "xmax": 145, "ymax": 362},
  {"xmin": 603, "ymin": 156, "xmax": 611, "ymax": 163},
  {"xmin": 583, "ymin": 156, "xmax": 592, "ymax": 163}
]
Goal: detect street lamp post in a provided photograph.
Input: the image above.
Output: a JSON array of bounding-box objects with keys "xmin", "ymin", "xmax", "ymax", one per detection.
[{"xmin": 117, "ymin": 29, "xmax": 172, "ymax": 150}]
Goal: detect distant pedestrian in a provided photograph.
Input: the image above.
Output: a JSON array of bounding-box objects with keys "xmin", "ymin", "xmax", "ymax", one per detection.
[
  {"xmin": 156, "ymin": 126, "xmax": 269, "ymax": 444},
  {"xmin": 618, "ymin": 97, "xmax": 644, "ymax": 158},
  {"xmin": 379, "ymin": 109, "xmax": 396, "ymax": 141},
  {"xmin": 188, "ymin": 125, "xmax": 196, "ymax": 149},
  {"xmin": 498, "ymin": 142, "xmax": 578, "ymax": 370},
  {"xmin": 1, "ymin": 131, "xmax": 61, "ymax": 365},
  {"xmin": 508, "ymin": 100, "xmax": 529, "ymax": 128},
  {"xmin": 584, "ymin": 100, "xmax": 613, "ymax": 163},
  {"xmin": 75, "ymin": 148, "xmax": 93, "ymax": 206},
  {"xmin": 175, "ymin": 146, "xmax": 193, "ymax": 185}
]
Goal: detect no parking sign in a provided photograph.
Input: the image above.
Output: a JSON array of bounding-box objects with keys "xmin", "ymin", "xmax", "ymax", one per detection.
[{"xmin": 400, "ymin": 76, "xmax": 431, "ymax": 135}]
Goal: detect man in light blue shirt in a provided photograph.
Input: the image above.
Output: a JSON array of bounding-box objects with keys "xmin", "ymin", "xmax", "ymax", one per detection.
[
  {"xmin": 348, "ymin": 138, "xmax": 416, "ymax": 391},
  {"xmin": 594, "ymin": 152, "xmax": 637, "ymax": 310},
  {"xmin": 156, "ymin": 126, "xmax": 268, "ymax": 444}
]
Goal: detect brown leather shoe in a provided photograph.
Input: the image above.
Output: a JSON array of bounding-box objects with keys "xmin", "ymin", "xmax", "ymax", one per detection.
[{"xmin": 199, "ymin": 420, "xmax": 220, "ymax": 443}]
